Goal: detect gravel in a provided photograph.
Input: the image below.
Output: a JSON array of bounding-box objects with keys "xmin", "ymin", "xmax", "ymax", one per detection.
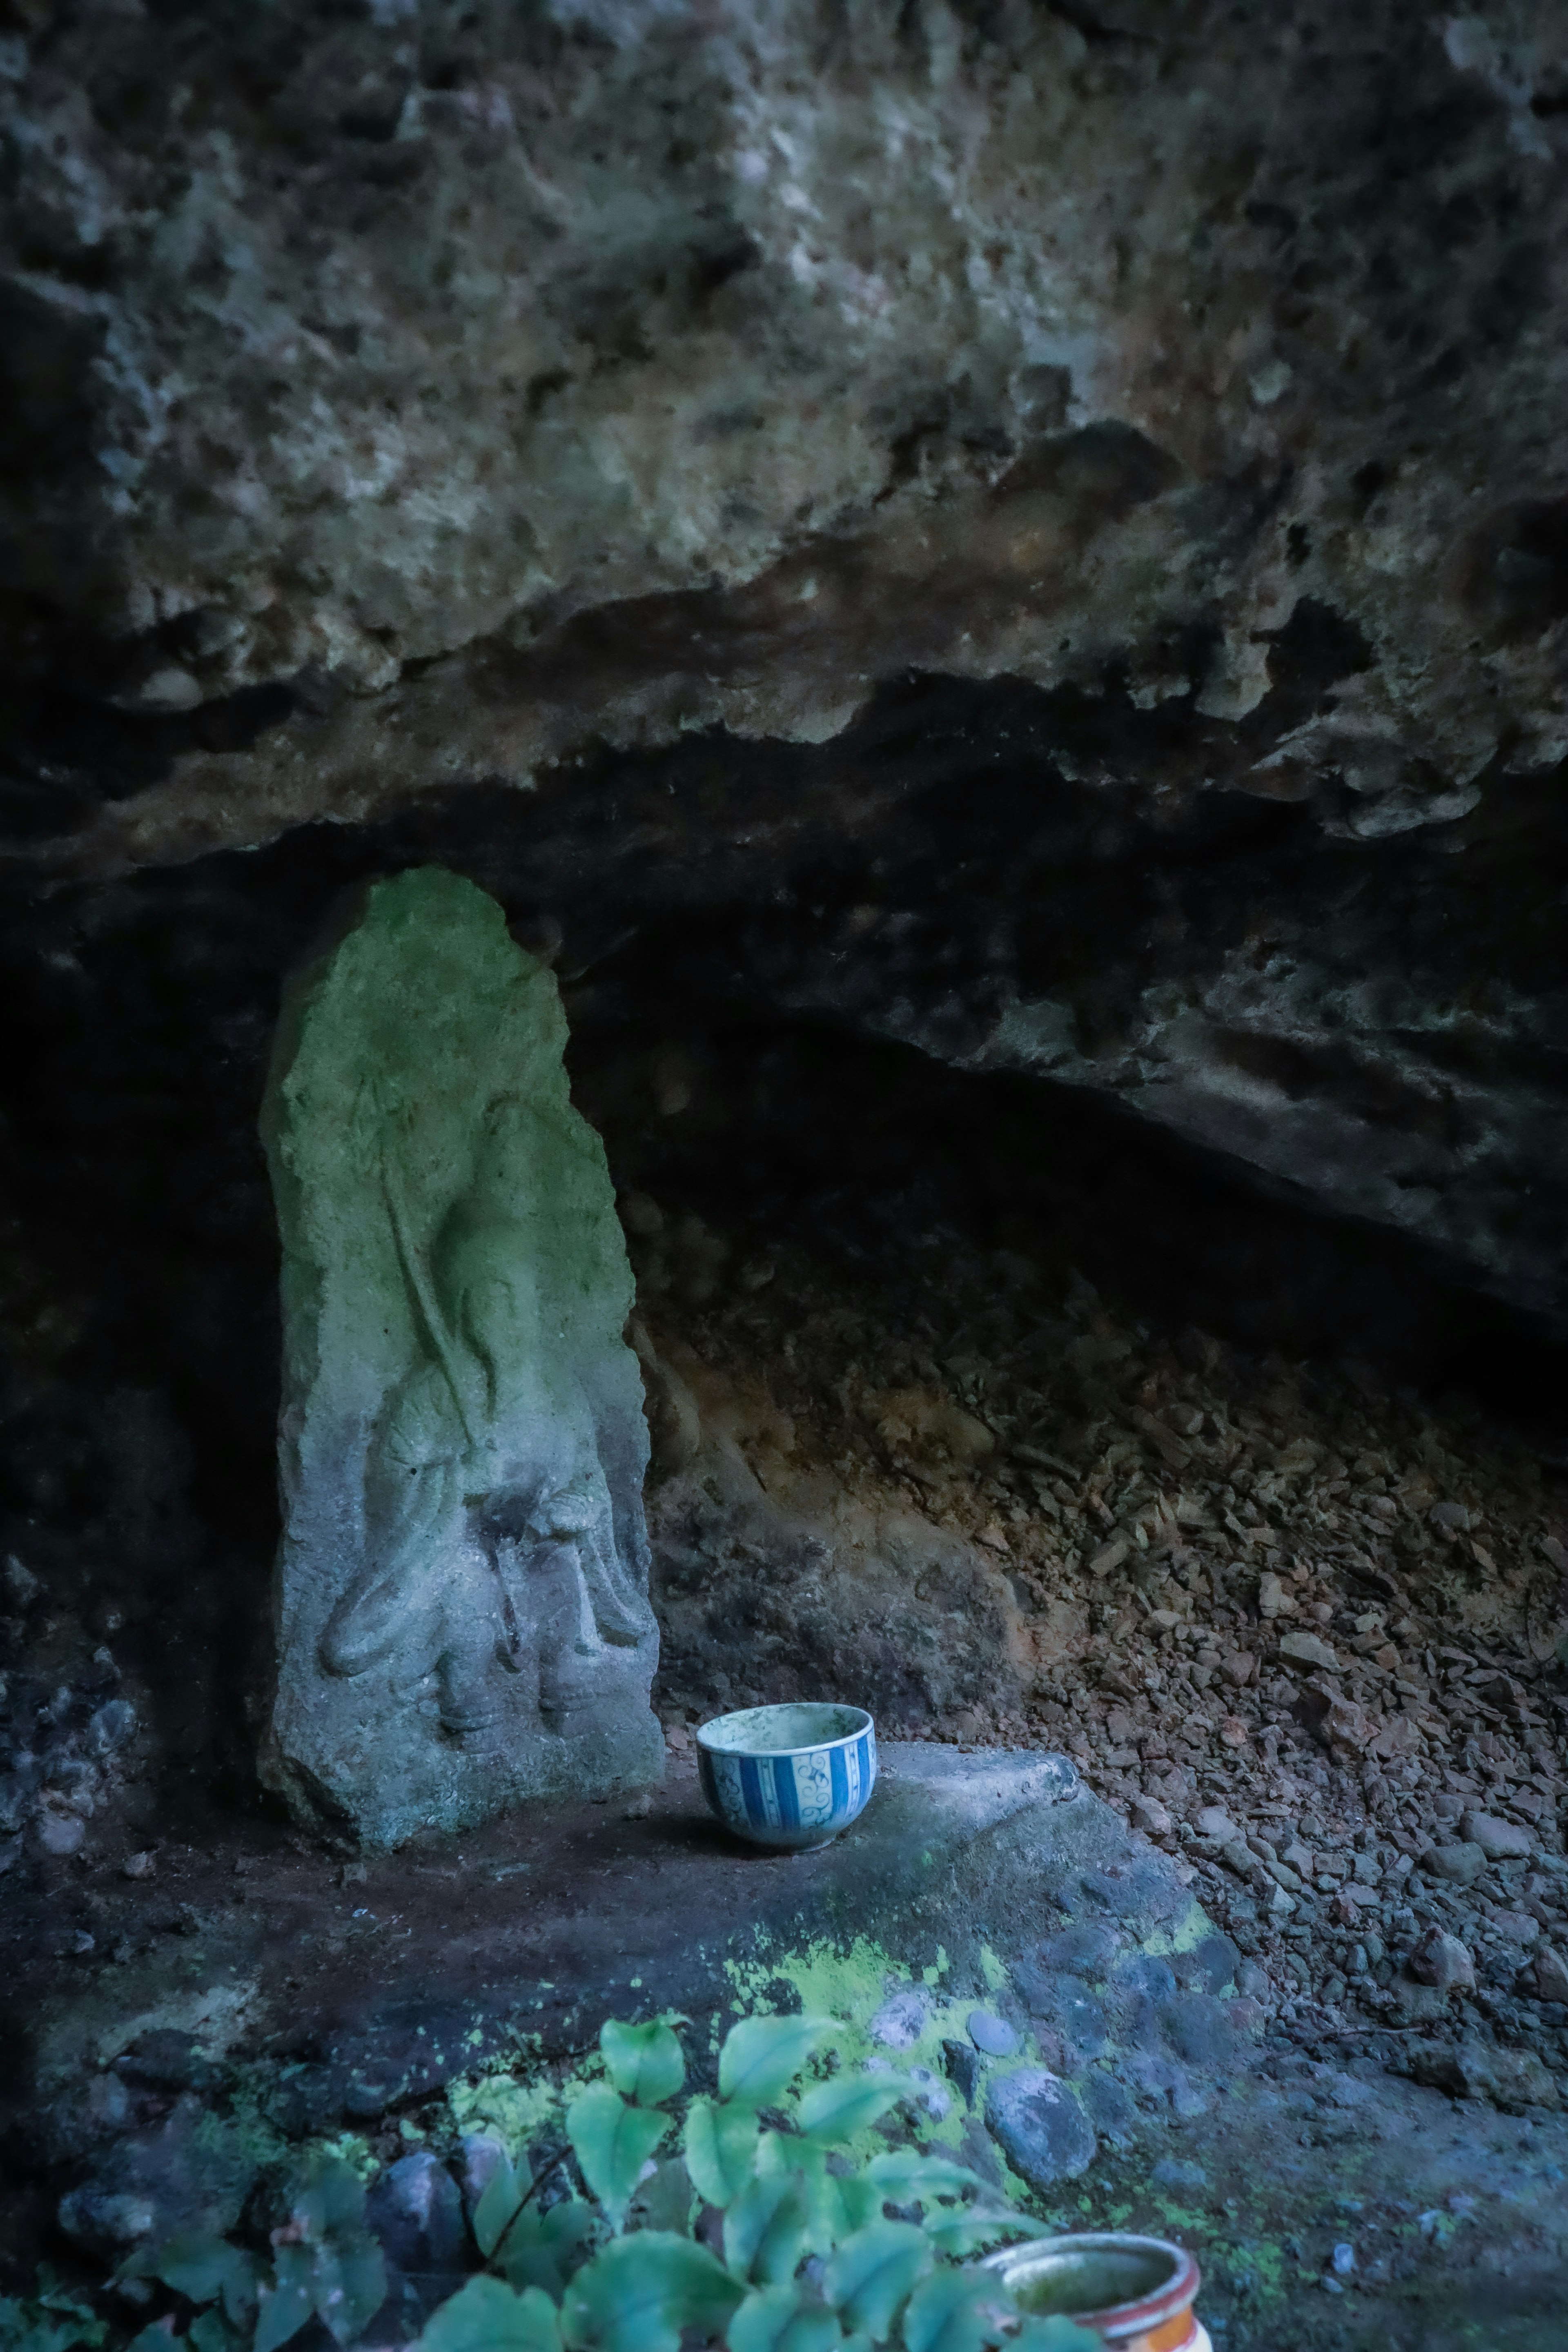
[{"xmin": 639, "ymin": 1201, "xmax": 1568, "ymax": 2095}]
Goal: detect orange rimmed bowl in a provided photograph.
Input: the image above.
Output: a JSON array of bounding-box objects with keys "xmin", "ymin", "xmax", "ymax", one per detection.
[{"xmin": 982, "ymin": 2233, "xmax": 1208, "ymax": 2351}]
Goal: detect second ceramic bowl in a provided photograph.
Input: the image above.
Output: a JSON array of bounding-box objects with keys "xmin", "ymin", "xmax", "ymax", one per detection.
[
  {"xmin": 982, "ymin": 2232, "xmax": 1208, "ymax": 2350},
  {"xmin": 697, "ymin": 1702, "xmax": 876, "ymax": 1850}
]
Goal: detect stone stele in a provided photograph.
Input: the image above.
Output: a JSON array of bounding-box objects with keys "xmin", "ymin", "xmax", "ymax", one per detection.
[{"xmin": 261, "ymin": 866, "xmax": 663, "ymax": 1849}]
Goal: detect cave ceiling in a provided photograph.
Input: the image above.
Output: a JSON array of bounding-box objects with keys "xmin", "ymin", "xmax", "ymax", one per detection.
[{"xmin": 1, "ymin": 0, "xmax": 1566, "ymax": 1328}]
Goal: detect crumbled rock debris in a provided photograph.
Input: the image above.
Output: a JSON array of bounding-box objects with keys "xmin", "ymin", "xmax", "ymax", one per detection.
[
  {"xmin": 0, "ymin": 1638, "xmax": 144, "ymax": 1877},
  {"xmin": 633, "ymin": 1194, "xmax": 1568, "ymax": 2091}
]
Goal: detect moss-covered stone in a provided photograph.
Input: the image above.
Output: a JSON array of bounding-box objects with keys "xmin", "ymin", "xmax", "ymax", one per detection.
[{"xmin": 261, "ymin": 867, "xmax": 662, "ymax": 1848}]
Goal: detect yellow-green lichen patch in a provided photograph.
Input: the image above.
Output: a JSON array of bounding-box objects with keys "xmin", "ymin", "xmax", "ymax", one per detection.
[{"xmin": 448, "ymin": 2066, "xmax": 561, "ymax": 2149}]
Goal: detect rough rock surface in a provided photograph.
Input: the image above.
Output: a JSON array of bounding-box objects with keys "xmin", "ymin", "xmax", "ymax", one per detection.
[
  {"xmin": 4, "ymin": 3, "xmax": 1568, "ymax": 1327},
  {"xmin": 4, "ymin": 0, "xmax": 1566, "ymax": 811}
]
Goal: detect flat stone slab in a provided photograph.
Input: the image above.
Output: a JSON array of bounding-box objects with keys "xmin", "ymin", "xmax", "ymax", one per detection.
[{"xmin": 20, "ymin": 1748, "xmax": 1129, "ymax": 2123}]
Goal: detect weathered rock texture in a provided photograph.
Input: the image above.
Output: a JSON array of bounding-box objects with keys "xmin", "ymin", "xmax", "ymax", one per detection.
[
  {"xmin": 263, "ymin": 867, "xmax": 661, "ymax": 1849},
  {"xmin": 2, "ymin": 1, "xmax": 1568, "ymax": 1323}
]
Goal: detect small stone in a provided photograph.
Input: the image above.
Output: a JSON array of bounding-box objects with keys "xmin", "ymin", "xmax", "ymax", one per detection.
[
  {"xmin": 1221, "ymin": 1653, "xmax": 1256, "ymax": 1686},
  {"xmin": 1461, "ymin": 1811, "xmax": 1532, "ymax": 1861},
  {"xmin": 33, "ymin": 1807, "xmax": 85, "ymax": 1858},
  {"xmin": 621, "ymin": 1793, "xmax": 652, "ymax": 1819},
  {"xmin": 3, "ymin": 1555, "xmax": 39, "ymax": 1606},
  {"xmin": 1280, "ymin": 1630, "xmax": 1339, "ymax": 1671},
  {"xmin": 1130, "ymin": 1794, "xmax": 1172, "ymax": 1835},
  {"xmin": 871, "ymin": 1991, "xmax": 929, "ymax": 2050},
  {"xmin": 1529, "ymin": 1948, "xmax": 1568, "ymax": 2003},
  {"xmin": 941, "ymin": 2039, "xmax": 981, "ymax": 2105},
  {"xmin": 1408, "ymin": 1927, "xmax": 1475, "ymax": 1991},
  {"xmin": 1387, "ymin": 1980, "xmax": 1451, "ymax": 2025},
  {"xmin": 986, "ymin": 2068, "xmax": 1097, "ymax": 2188},
  {"xmin": 122, "ymin": 1850, "xmax": 156, "ymax": 1880},
  {"xmin": 1421, "ymin": 1842, "xmax": 1488, "ymax": 1887},
  {"xmin": 365, "ymin": 2149, "xmax": 468, "ymax": 2274},
  {"xmin": 1491, "ymin": 1910, "xmax": 1539, "ymax": 1946},
  {"xmin": 1151, "ymin": 2157, "xmax": 1207, "ymax": 2190},
  {"xmin": 1410, "ymin": 2043, "xmax": 1560, "ymax": 2113},
  {"xmin": 1034, "ymin": 1924, "xmax": 1120, "ymax": 1979},
  {"xmin": 1014, "ymin": 1972, "xmax": 1109, "ymax": 2063},
  {"xmin": 1089, "ymin": 1538, "xmax": 1129, "ymax": 1577},
  {"xmin": 1330, "ymin": 2243, "xmax": 1355, "ymax": 2276},
  {"xmin": 1193, "ymin": 1805, "xmax": 1238, "ymax": 1843},
  {"xmin": 967, "ymin": 2008, "xmax": 1018, "ymax": 2056},
  {"xmin": 89, "ymin": 1699, "xmax": 137, "ymax": 1753}
]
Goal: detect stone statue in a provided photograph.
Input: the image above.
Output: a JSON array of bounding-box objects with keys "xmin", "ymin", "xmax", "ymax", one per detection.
[{"xmin": 261, "ymin": 868, "xmax": 662, "ymax": 1849}]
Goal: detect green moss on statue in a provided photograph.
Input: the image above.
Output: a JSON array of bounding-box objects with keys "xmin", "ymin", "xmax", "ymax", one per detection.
[{"xmin": 262, "ymin": 867, "xmax": 662, "ymax": 1849}]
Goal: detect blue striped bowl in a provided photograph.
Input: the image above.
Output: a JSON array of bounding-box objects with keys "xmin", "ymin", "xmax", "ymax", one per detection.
[{"xmin": 697, "ymin": 1703, "xmax": 878, "ymax": 1850}]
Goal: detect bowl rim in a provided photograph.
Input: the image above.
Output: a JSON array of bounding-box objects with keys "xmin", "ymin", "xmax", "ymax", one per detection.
[
  {"xmin": 981, "ymin": 2232, "xmax": 1200, "ymax": 2335},
  {"xmin": 696, "ymin": 1701, "xmax": 875, "ymax": 1760}
]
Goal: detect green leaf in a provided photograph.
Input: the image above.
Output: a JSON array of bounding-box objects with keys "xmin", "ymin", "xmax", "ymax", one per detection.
[
  {"xmin": 684, "ymin": 2097, "xmax": 761, "ymax": 2209},
  {"xmin": 254, "ymin": 2247, "xmax": 315, "ymax": 2352},
  {"xmin": 291, "ymin": 2158, "xmax": 367, "ymax": 2241},
  {"xmin": 473, "ymin": 2149, "xmax": 529, "ymax": 2260},
  {"xmin": 188, "ymin": 2314, "xmax": 245, "ymax": 2352},
  {"xmin": 922, "ymin": 2211, "xmax": 1049, "ymax": 2258},
  {"xmin": 631, "ymin": 2157, "xmax": 695, "ymax": 2236},
  {"xmin": 1009, "ymin": 2322, "xmax": 1100, "ymax": 2352},
  {"xmin": 822, "ymin": 2223, "xmax": 930, "ymax": 2345},
  {"xmin": 727, "ymin": 2284, "xmax": 844, "ymax": 2352},
  {"xmin": 719, "ymin": 2016, "xmax": 838, "ymax": 2109},
  {"xmin": 126, "ymin": 2330, "xmax": 178, "ymax": 2352},
  {"xmin": 0, "ymin": 2303, "xmax": 108, "ymax": 2352},
  {"xmin": 560, "ymin": 2232, "xmax": 743, "ymax": 2352},
  {"xmin": 496, "ymin": 2200, "xmax": 597, "ymax": 2300},
  {"xmin": 828, "ymin": 2177, "xmax": 884, "ymax": 2238},
  {"xmin": 310, "ymin": 2236, "xmax": 388, "ymax": 2346},
  {"xmin": 420, "ymin": 2277, "xmax": 563, "ymax": 2352},
  {"xmin": 566, "ymin": 2084, "xmax": 670, "ymax": 2225},
  {"xmin": 795, "ymin": 2075, "xmax": 918, "ymax": 2147},
  {"xmin": 142, "ymin": 2235, "xmax": 238, "ymax": 2308},
  {"xmin": 723, "ymin": 2162, "xmax": 812, "ymax": 2287},
  {"xmin": 600, "ymin": 2020, "xmax": 685, "ymax": 2109},
  {"xmin": 127, "ymin": 2234, "xmax": 261, "ymax": 2333},
  {"xmin": 862, "ymin": 2155, "xmax": 991, "ymax": 2203},
  {"xmin": 900, "ymin": 2270, "xmax": 1011, "ymax": 2352}
]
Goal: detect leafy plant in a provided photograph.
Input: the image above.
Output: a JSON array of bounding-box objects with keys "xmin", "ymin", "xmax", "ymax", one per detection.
[
  {"xmin": 436, "ymin": 2010, "xmax": 1094, "ymax": 2352},
  {"xmin": 118, "ymin": 2156, "xmax": 384, "ymax": 2352},
  {"xmin": 0, "ymin": 2274, "xmax": 108, "ymax": 2352},
  {"xmin": 108, "ymin": 2008, "xmax": 1100, "ymax": 2352}
]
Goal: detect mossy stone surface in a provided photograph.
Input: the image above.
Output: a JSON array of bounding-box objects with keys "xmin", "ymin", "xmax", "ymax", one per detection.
[{"xmin": 261, "ymin": 866, "xmax": 662, "ymax": 1849}]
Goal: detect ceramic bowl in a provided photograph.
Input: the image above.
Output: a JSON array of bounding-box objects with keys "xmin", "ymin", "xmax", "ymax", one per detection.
[
  {"xmin": 982, "ymin": 2233, "xmax": 1207, "ymax": 2351},
  {"xmin": 697, "ymin": 1702, "xmax": 877, "ymax": 1850}
]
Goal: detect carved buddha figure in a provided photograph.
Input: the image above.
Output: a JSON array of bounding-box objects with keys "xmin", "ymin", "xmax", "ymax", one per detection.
[{"xmin": 320, "ymin": 1172, "xmax": 653, "ymax": 1746}]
